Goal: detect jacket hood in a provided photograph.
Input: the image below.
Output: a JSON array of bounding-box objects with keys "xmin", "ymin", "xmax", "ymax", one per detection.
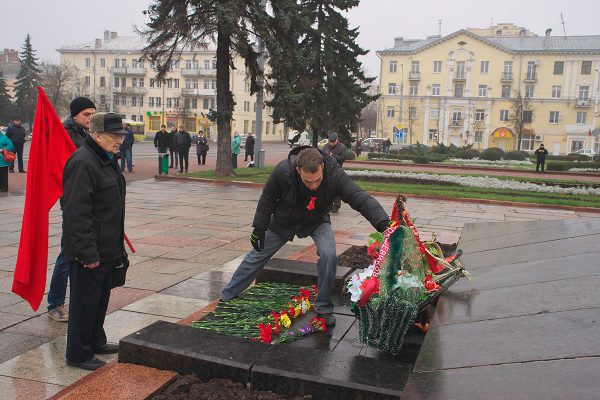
[{"xmin": 63, "ymin": 117, "xmax": 85, "ymax": 133}]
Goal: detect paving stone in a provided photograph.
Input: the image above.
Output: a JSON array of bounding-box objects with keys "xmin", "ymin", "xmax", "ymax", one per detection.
[
  {"xmin": 132, "ymin": 258, "xmax": 203, "ymax": 275},
  {"xmin": 191, "ymin": 269, "xmax": 235, "ymax": 283},
  {"xmin": 252, "ymin": 344, "xmax": 413, "ymax": 399},
  {"xmin": 414, "ymin": 308, "xmax": 600, "ymax": 372},
  {"xmin": 4, "ymin": 314, "xmax": 67, "ymax": 338},
  {"xmin": 0, "ymin": 375, "xmax": 63, "ymax": 400},
  {"xmin": 0, "ymin": 332, "xmax": 52, "ymax": 364},
  {"xmin": 0, "ymin": 292, "xmax": 23, "ymax": 308},
  {"xmin": 107, "ymin": 287, "xmax": 154, "ymax": 315},
  {"xmin": 103, "ymin": 310, "xmax": 179, "ymax": 344},
  {"xmin": 403, "ymin": 357, "xmax": 600, "ymax": 400},
  {"xmin": 161, "ymin": 279, "xmax": 225, "ymax": 302},
  {"xmin": 123, "ymin": 270, "xmax": 188, "ymax": 292},
  {"xmin": 119, "ymin": 320, "xmax": 269, "ymax": 384},
  {"xmin": 123, "ymin": 293, "xmax": 209, "ymax": 319}
]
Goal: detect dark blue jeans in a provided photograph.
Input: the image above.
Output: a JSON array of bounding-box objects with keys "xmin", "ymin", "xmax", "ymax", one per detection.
[
  {"xmin": 120, "ymin": 148, "xmax": 133, "ymax": 172},
  {"xmin": 11, "ymin": 142, "xmax": 25, "ymax": 172},
  {"xmin": 47, "ymin": 249, "xmax": 70, "ymax": 309}
]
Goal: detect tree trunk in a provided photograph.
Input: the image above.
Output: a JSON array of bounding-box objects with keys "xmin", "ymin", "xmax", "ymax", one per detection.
[{"xmin": 214, "ymin": 18, "xmax": 234, "ymax": 177}]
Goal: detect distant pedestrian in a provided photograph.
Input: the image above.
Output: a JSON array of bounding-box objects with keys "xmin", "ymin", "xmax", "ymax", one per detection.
[
  {"xmin": 0, "ymin": 130, "xmax": 15, "ymax": 192},
  {"xmin": 168, "ymin": 126, "xmax": 178, "ymax": 169},
  {"xmin": 355, "ymin": 137, "xmax": 362, "ymax": 157},
  {"xmin": 534, "ymin": 143, "xmax": 549, "ymax": 173},
  {"xmin": 154, "ymin": 125, "xmax": 169, "ymax": 153},
  {"xmin": 322, "ymin": 132, "xmax": 347, "ymax": 213},
  {"xmin": 47, "ymin": 97, "xmax": 96, "ymax": 322},
  {"xmin": 245, "ymin": 132, "xmax": 255, "ymax": 163},
  {"xmin": 231, "ymin": 131, "xmax": 241, "ymax": 168},
  {"xmin": 119, "ymin": 123, "xmax": 134, "ymax": 173},
  {"xmin": 6, "ymin": 117, "xmax": 27, "ymax": 173},
  {"xmin": 175, "ymin": 125, "xmax": 192, "ymax": 173},
  {"xmin": 196, "ymin": 130, "xmax": 209, "ymax": 165},
  {"xmin": 383, "ymin": 138, "xmax": 392, "ymax": 155}
]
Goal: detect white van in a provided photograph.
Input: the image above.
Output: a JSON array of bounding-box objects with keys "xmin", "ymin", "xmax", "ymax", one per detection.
[{"xmin": 288, "ymin": 131, "xmax": 311, "ymax": 147}]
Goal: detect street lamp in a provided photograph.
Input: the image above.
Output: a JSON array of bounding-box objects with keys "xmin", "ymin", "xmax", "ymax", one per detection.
[
  {"xmin": 593, "ymin": 67, "xmax": 599, "ymax": 151},
  {"xmin": 72, "ymin": 45, "xmax": 90, "ymax": 100}
]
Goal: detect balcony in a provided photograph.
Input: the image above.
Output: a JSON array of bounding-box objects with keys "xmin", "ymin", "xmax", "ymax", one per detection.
[
  {"xmin": 181, "ymin": 88, "xmax": 215, "ymax": 96},
  {"xmin": 501, "ymin": 72, "xmax": 513, "ymax": 82},
  {"xmin": 408, "ymin": 72, "xmax": 420, "ymax": 80},
  {"xmin": 576, "ymin": 98, "xmax": 590, "ymax": 107},
  {"xmin": 450, "ymin": 119, "xmax": 463, "ymax": 128},
  {"xmin": 181, "ymin": 68, "xmax": 217, "ymax": 77},
  {"xmin": 524, "ymin": 73, "xmax": 537, "ymax": 83},
  {"xmin": 453, "ymin": 73, "xmax": 466, "ymax": 81},
  {"xmin": 114, "ymin": 87, "xmax": 147, "ymax": 95},
  {"xmin": 112, "ymin": 67, "xmax": 147, "ymax": 76}
]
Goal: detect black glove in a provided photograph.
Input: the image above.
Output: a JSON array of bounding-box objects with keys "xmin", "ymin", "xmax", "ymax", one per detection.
[
  {"xmin": 250, "ymin": 229, "xmax": 265, "ymax": 252},
  {"xmin": 376, "ymin": 219, "xmax": 392, "ymax": 233}
]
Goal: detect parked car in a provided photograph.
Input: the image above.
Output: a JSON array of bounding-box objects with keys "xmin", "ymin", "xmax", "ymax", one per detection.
[
  {"xmin": 574, "ymin": 149, "xmax": 597, "ymax": 159},
  {"xmin": 361, "ymin": 138, "xmax": 386, "ymax": 152}
]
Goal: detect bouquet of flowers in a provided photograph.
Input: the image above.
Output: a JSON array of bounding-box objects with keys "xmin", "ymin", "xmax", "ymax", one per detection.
[{"xmin": 346, "ymin": 194, "xmax": 470, "ymax": 355}]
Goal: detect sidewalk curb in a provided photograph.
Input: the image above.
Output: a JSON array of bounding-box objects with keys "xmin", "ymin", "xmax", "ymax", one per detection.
[{"xmin": 154, "ymin": 174, "xmax": 600, "ymax": 214}]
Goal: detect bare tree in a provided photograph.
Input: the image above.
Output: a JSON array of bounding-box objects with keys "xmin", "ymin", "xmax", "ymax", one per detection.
[
  {"xmin": 177, "ymin": 95, "xmax": 192, "ymax": 128},
  {"xmin": 509, "ymin": 93, "xmax": 535, "ymax": 150},
  {"xmin": 41, "ymin": 62, "xmax": 72, "ymax": 117}
]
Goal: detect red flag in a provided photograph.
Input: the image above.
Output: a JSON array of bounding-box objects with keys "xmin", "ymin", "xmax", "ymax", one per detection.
[{"xmin": 12, "ymin": 87, "xmax": 76, "ymax": 311}]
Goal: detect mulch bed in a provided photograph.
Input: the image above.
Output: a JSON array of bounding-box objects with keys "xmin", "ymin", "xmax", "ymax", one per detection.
[
  {"xmin": 338, "ymin": 245, "xmax": 371, "ymax": 271},
  {"xmin": 149, "ymin": 376, "xmax": 311, "ymax": 400}
]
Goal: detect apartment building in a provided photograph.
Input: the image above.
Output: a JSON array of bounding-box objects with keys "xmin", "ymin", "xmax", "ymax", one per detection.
[
  {"xmin": 377, "ymin": 24, "xmax": 600, "ymax": 154},
  {"xmin": 58, "ymin": 31, "xmax": 284, "ymax": 141}
]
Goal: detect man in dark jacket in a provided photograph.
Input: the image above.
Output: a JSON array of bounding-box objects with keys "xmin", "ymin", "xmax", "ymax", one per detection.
[
  {"xmin": 119, "ymin": 123, "xmax": 134, "ymax": 173},
  {"xmin": 62, "ymin": 112, "xmax": 127, "ymax": 370},
  {"xmin": 174, "ymin": 125, "xmax": 192, "ymax": 173},
  {"xmin": 154, "ymin": 125, "xmax": 170, "ymax": 153},
  {"xmin": 47, "ymin": 97, "xmax": 96, "ymax": 322},
  {"xmin": 534, "ymin": 143, "xmax": 549, "ymax": 173},
  {"xmin": 168, "ymin": 126, "xmax": 178, "ymax": 169},
  {"xmin": 322, "ymin": 132, "xmax": 347, "ymax": 213},
  {"xmin": 244, "ymin": 132, "xmax": 255, "ymax": 163},
  {"xmin": 221, "ymin": 146, "xmax": 389, "ymax": 327},
  {"xmin": 6, "ymin": 117, "xmax": 27, "ymax": 173}
]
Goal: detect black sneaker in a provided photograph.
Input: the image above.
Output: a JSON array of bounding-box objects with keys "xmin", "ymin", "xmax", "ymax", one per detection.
[
  {"xmin": 316, "ymin": 313, "xmax": 336, "ymax": 327},
  {"xmin": 93, "ymin": 343, "xmax": 119, "ymax": 354},
  {"xmin": 67, "ymin": 356, "xmax": 106, "ymax": 371}
]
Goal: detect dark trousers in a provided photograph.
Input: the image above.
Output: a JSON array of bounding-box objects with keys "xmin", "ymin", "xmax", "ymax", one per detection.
[
  {"xmin": 244, "ymin": 152, "xmax": 254, "ymax": 162},
  {"xmin": 48, "ymin": 249, "xmax": 69, "ymax": 309},
  {"xmin": 232, "ymin": 154, "xmax": 238, "ymax": 169},
  {"xmin": 11, "ymin": 143, "xmax": 25, "ymax": 172},
  {"xmin": 169, "ymin": 149, "xmax": 178, "ymax": 168},
  {"xmin": 119, "ymin": 148, "xmax": 133, "ymax": 172},
  {"xmin": 178, "ymin": 149, "xmax": 189, "ymax": 171},
  {"xmin": 66, "ymin": 260, "xmax": 112, "ymax": 363},
  {"xmin": 197, "ymin": 154, "xmax": 206, "ymax": 165},
  {"xmin": 536, "ymin": 160, "xmax": 545, "ymax": 173},
  {"xmin": 0, "ymin": 166, "xmax": 8, "ymax": 191}
]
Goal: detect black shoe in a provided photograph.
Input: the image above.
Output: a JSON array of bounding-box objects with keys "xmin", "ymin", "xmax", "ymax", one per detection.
[
  {"xmin": 0, "ymin": 188, "xmax": 7, "ymax": 192},
  {"xmin": 316, "ymin": 313, "xmax": 336, "ymax": 327},
  {"xmin": 9, "ymin": 169, "xmax": 14, "ymax": 173},
  {"xmin": 93, "ymin": 343, "xmax": 119, "ymax": 354},
  {"xmin": 67, "ymin": 356, "xmax": 106, "ymax": 370},
  {"xmin": 330, "ymin": 207, "xmax": 339, "ymax": 214},
  {"xmin": 19, "ymin": 170, "xmax": 26, "ymax": 173}
]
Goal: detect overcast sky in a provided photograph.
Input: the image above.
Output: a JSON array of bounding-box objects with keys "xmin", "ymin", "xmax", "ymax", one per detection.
[{"xmin": 2, "ymin": 0, "xmax": 599, "ymax": 79}]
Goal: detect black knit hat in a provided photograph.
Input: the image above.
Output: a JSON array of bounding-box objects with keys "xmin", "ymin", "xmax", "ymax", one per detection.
[{"xmin": 70, "ymin": 97, "xmax": 96, "ymax": 117}]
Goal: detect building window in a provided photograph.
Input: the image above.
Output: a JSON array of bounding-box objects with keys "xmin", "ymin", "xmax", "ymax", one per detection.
[
  {"xmin": 523, "ymin": 110, "xmax": 533, "ymax": 123},
  {"xmin": 389, "ymin": 61, "xmax": 397, "ymax": 73},
  {"xmin": 156, "ymin": 97, "xmax": 161, "ymax": 107},
  {"xmin": 171, "ymin": 60, "xmax": 179, "ymax": 70},
  {"xmin": 430, "ymin": 108, "xmax": 439, "ymax": 119},
  {"xmin": 480, "ymin": 61, "xmax": 489, "ymax": 74},
  {"xmin": 521, "ymin": 134, "xmax": 535, "ymax": 151},
  {"xmin": 99, "ymin": 76, "xmax": 105, "ymax": 87},
  {"xmin": 526, "ymin": 61, "xmax": 536, "ymax": 80},
  {"xmin": 552, "ymin": 85, "xmax": 561, "ymax": 99},
  {"xmin": 132, "ymin": 97, "xmax": 137, "ymax": 107},
  {"xmin": 578, "ymin": 86, "xmax": 590, "ymax": 100},
  {"xmin": 451, "ymin": 111, "xmax": 462, "ymax": 126},
  {"xmin": 244, "ymin": 101, "xmax": 250, "ymax": 112},
  {"xmin": 245, "ymin": 82, "xmax": 250, "ymax": 93},
  {"xmin": 84, "ymin": 76, "xmax": 90, "ymax": 86},
  {"xmin": 388, "ymin": 83, "xmax": 396, "ymax": 94},
  {"xmin": 212, "ymin": 60, "xmax": 217, "ymax": 69},
  {"xmin": 204, "ymin": 60, "xmax": 211, "ymax": 69},
  {"xmin": 474, "ymin": 131, "xmax": 483, "ymax": 143},
  {"xmin": 191, "ymin": 99, "xmax": 197, "ymax": 109},
  {"xmin": 570, "ymin": 140, "xmax": 584, "ymax": 153},
  {"xmin": 166, "ymin": 79, "xmax": 173, "ymax": 88},
  {"xmin": 431, "ymin": 84, "xmax": 440, "ymax": 96},
  {"xmin": 100, "ymin": 95, "xmax": 106, "ymax": 105},
  {"xmin": 409, "ymin": 83, "xmax": 418, "ymax": 96},
  {"xmin": 455, "ymin": 61, "xmax": 465, "ymax": 79},
  {"xmin": 166, "ymin": 98, "xmax": 172, "ymax": 108},
  {"xmin": 132, "ymin": 59, "xmax": 139, "ymax": 68},
  {"xmin": 253, "ymin": 102, "xmax": 256, "ymax": 112},
  {"xmin": 478, "ymin": 85, "xmax": 487, "ymax": 97},
  {"xmin": 149, "ymin": 97, "xmax": 155, "ymax": 107},
  {"xmin": 576, "ymin": 112, "xmax": 587, "ymax": 124},
  {"xmin": 203, "ymin": 79, "xmax": 209, "ymax": 89},
  {"xmin": 243, "ymin": 120, "xmax": 249, "ymax": 134},
  {"xmin": 500, "ymin": 110, "xmax": 509, "ymax": 122},
  {"xmin": 120, "ymin": 96, "xmax": 126, "ymax": 106},
  {"xmin": 85, "ymin": 58, "xmax": 91, "ymax": 68},
  {"xmin": 411, "ymin": 61, "xmax": 420, "ymax": 73},
  {"xmin": 386, "ymin": 106, "xmax": 395, "ymax": 118},
  {"xmin": 428, "ymin": 129, "xmax": 438, "ymax": 141},
  {"xmin": 409, "ymin": 107, "xmax": 417, "ymax": 120},
  {"xmin": 553, "ymin": 61, "xmax": 564, "ymax": 75},
  {"xmin": 211, "ymin": 79, "xmax": 217, "ymax": 89},
  {"xmin": 211, "ymin": 99, "xmax": 215, "ymax": 109},
  {"xmin": 475, "ymin": 109, "xmax": 485, "ymax": 122},
  {"xmin": 131, "ymin": 115, "xmax": 137, "ymax": 122},
  {"xmin": 266, "ymin": 121, "xmax": 271, "ymax": 135},
  {"xmin": 100, "ymin": 58, "xmax": 105, "ymax": 68},
  {"xmin": 433, "ymin": 61, "xmax": 442, "ymax": 73},
  {"xmin": 549, "ymin": 111, "xmax": 559, "ymax": 124},
  {"xmin": 503, "ymin": 61, "xmax": 513, "ymax": 79},
  {"xmin": 251, "ymin": 120, "xmax": 256, "ymax": 135},
  {"xmin": 132, "ymin": 78, "xmax": 138, "ymax": 87},
  {"xmin": 139, "ymin": 97, "xmax": 144, "ymax": 107},
  {"xmin": 454, "ymin": 83, "xmax": 463, "ymax": 97},
  {"xmin": 121, "ymin": 77, "xmax": 126, "ymax": 87},
  {"xmin": 203, "ymin": 99, "xmax": 209, "ymax": 109},
  {"xmin": 174, "ymin": 79, "xmax": 179, "ymax": 88},
  {"xmin": 501, "ymin": 85, "xmax": 511, "ymax": 98},
  {"xmin": 581, "ymin": 61, "xmax": 592, "ymax": 74},
  {"xmin": 525, "ymin": 84, "xmax": 534, "ymax": 98}
]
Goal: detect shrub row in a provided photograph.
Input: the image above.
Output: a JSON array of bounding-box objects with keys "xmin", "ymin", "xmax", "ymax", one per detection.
[{"xmin": 546, "ymin": 162, "xmax": 600, "ymax": 171}]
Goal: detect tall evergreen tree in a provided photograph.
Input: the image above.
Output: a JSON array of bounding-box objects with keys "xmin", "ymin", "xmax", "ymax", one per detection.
[
  {"xmin": 140, "ymin": 0, "xmax": 267, "ymax": 176},
  {"xmin": 266, "ymin": 0, "xmax": 378, "ymax": 147},
  {"xmin": 13, "ymin": 34, "xmax": 42, "ymax": 127},
  {"xmin": 0, "ymin": 70, "xmax": 14, "ymax": 125}
]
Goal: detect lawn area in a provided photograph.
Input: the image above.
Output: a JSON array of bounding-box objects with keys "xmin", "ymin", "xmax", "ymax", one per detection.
[{"xmin": 184, "ymin": 167, "xmax": 600, "ymax": 208}]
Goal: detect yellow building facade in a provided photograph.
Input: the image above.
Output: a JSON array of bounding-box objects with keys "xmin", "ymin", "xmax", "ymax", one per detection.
[
  {"xmin": 58, "ymin": 31, "xmax": 285, "ymax": 142},
  {"xmin": 377, "ymin": 27, "xmax": 600, "ymax": 154}
]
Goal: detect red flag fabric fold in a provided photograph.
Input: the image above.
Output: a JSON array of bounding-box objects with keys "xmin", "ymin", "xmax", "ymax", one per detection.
[{"xmin": 12, "ymin": 87, "xmax": 76, "ymax": 311}]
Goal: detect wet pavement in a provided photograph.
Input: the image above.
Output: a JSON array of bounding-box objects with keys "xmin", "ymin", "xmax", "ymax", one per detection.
[{"xmin": 0, "ymin": 175, "xmax": 599, "ymax": 399}]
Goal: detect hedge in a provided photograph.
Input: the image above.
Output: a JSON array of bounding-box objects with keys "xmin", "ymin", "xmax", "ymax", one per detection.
[
  {"xmin": 480, "ymin": 148, "xmax": 503, "ymax": 161},
  {"xmin": 546, "ymin": 161, "xmax": 600, "ymax": 171}
]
